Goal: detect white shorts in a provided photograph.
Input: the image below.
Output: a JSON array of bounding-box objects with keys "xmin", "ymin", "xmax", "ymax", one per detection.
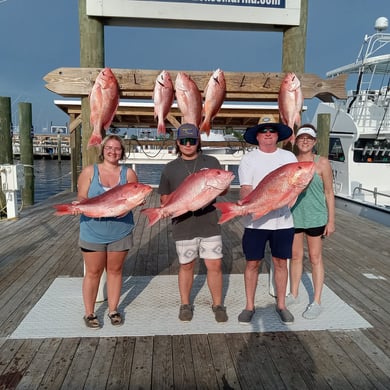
[{"xmin": 175, "ymin": 235, "xmax": 223, "ymax": 265}]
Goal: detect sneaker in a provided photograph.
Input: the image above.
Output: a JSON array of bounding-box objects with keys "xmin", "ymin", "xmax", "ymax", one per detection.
[
  {"xmin": 285, "ymin": 293, "xmax": 300, "ymax": 306},
  {"xmin": 275, "ymin": 307, "xmax": 294, "ymax": 324},
  {"xmin": 179, "ymin": 304, "xmax": 193, "ymax": 322},
  {"xmin": 303, "ymin": 302, "xmax": 322, "ymax": 320},
  {"xmin": 212, "ymin": 305, "xmax": 228, "ymax": 323},
  {"xmin": 238, "ymin": 309, "xmax": 255, "ymax": 324},
  {"xmin": 83, "ymin": 313, "xmax": 101, "ymax": 329}
]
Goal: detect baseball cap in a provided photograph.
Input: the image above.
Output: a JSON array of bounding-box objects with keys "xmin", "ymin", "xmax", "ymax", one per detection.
[{"xmin": 177, "ymin": 123, "xmax": 200, "ymax": 139}]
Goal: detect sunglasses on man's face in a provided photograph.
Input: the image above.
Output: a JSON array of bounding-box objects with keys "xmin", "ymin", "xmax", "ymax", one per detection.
[
  {"xmin": 257, "ymin": 128, "xmax": 277, "ymax": 134},
  {"xmin": 179, "ymin": 138, "xmax": 198, "ymax": 146}
]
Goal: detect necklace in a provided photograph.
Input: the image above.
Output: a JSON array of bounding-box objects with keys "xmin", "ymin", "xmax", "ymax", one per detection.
[{"xmin": 181, "ymin": 156, "xmax": 198, "ymax": 176}]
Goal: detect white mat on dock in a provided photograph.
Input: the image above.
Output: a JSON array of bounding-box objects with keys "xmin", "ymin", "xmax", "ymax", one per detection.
[{"xmin": 11, "ymin": 274, "xmax": 371, "ymax": 339}]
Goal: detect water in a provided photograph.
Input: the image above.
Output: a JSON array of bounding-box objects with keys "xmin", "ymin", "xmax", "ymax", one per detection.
[
  {"xmin": 22, "ymin": 159, "xmax": 240, "ymax": 204},
  {"xmin": 32, "ymin": 159, "xmax": 72, "ymax": 203}
]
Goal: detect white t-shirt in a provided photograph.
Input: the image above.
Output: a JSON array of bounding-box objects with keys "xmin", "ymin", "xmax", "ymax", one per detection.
[{"xmin": 238, "ymin": 148, "xmax": 297, "ymax": 230}]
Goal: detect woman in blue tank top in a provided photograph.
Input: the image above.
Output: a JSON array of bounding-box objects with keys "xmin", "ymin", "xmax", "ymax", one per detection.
[
  {"xmin": 77, "ymin": 135, "xmax": 138, "ymax": 329},
  {"xmin": 287, "ymin": 124, "xmax": 335, "ymax": 320}
]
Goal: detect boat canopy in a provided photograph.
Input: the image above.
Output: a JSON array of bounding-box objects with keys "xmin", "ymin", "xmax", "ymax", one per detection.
[{"xmin": 327, "ymin": 54, "xmax": 390, "ymax": 78}]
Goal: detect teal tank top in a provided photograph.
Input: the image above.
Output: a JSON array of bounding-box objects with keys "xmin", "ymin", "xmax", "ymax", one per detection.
[
  {"xmin": 79, "ymin": 164, "xmax": 135, "ymax": 243},
  {"xmin": 291, "ymin": 156, "xmax": 328, "ymax": 229}
]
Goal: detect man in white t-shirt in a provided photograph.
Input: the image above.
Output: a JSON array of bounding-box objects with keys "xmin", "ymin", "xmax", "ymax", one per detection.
[{"xmin": 238, "ymin": 122, "xmax": 297, "ymax": 324}]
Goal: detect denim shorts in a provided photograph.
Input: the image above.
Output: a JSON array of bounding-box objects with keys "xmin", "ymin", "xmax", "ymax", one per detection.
[
  {"xmin": 242, "ymin": 228, "xmax": 294, "ymax": 260},
  {"xmin": 79, "ymin": 233, "xmax": 134, "ymax": 252}
]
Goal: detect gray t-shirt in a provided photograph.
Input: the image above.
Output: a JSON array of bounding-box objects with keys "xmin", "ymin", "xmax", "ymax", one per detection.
[{"xmin": 158, "ymin": 153, "xmax": 222, "ymax": 241}]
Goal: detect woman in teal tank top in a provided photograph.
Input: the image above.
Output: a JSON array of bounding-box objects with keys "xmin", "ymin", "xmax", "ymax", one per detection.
[
  {"xmin": 77, "ymin": 135, "xmax": 138, "ymax": 329},
  {"xmin": 287, "ymin": 125, "xmax": 335, "ymax": 320}
]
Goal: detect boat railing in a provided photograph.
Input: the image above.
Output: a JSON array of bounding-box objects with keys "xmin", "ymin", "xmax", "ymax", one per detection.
[{"xmin": 352, "ymin": 184, "xmax": 390, "ymax": 206}]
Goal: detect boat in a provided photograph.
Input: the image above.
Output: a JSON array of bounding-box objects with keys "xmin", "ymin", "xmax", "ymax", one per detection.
[
  {"xmin": 12, "ymin": 126, "xmax": 71, "ymax": 159},
  {"xmin": 200, "ymin": 129, "xmax": 242, "ymax": 155},
  {"xmin": 312, "ymin": 16, "xmax": 390, "ymax": 227}
]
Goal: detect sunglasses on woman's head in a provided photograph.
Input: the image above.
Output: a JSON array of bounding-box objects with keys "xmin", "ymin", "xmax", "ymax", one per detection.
[{"xmin": 179, "ymin": 138, "xmax": 198, "ymax": 145}]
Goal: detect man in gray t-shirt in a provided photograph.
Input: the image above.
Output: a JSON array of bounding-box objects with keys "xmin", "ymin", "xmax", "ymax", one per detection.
[{"xmin": 158, "ymin": 123, "xmax": 228, "ymax": 323}]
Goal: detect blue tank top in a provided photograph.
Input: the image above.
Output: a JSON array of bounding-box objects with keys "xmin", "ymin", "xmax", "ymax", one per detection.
[{"xmin": 79, "ymin": 164, "xmax": 135, "ymax": 243}]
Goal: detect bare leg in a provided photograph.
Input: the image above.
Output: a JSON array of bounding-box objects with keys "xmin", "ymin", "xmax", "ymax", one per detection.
[
  {"xmin": 306, "ymin": 235, "xmax": 324, "ymax": 304},
  {"xmin": 106, "ymin": 250, "xmax": 128, "ymax": 313},
  {"xmin": 204, "ymin": 258, "xmax": 223, "ymax": 306},
  {"xmin": 290, "ymin": 232, "xmax": 305, "ymax": 297},
  {"xmin": 243, "ymin": 260, "xmax": 261, "ymax": 311},
  {"xmin": 82, "ymin": 251, "xmax": 106, "ymax": 316},
  {"xmin": 178, "ymin": 260, "xmax": 195, "ymax": 304},
  {"xmin": 273, "ymin": 257, "xmax": 289, "ymax": 310}
]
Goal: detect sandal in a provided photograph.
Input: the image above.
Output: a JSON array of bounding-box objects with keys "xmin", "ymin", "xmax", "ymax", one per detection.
[
  {"xmin": 108, "ymin": 311, "xmax": 123, "ymax": 326},
  {"xmin": 83, "ymin": 314, "xmax": 100, "ymax": 329}
]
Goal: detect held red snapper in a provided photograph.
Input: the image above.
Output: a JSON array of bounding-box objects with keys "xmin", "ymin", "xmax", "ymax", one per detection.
[
  {"xmin": 141, "ymin": 168, "xmax": 235, "ymax": 227},
  {"xmin": 88, "ymin": 67, "xmax": 120, "ymax": 147},
  {"xmin": 153, "ymin": 70, "xmax": 174, "ymax": 135},
  {"xmin": 215, "ymin": 161, "xmax": 315, "ymax": 224},
  {"xmin": 53, "ymin": 182, "xmax": 153, "ymax": 218},
  {"xmin": 200, "ymin": 69, "xmax": 226, "ymax": 136}
]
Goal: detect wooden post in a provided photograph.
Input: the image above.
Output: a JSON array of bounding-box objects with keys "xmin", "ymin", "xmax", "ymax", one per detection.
[
  {"xmin": 19, "ymin": 103, "xmax": 34, "ymax": 206},
  {"xmin": 79, "ymin": 0, "xmax": 104, "ymax": 168},
  {"xmin": 57, "ymin": 134, "xmax": 62, "ymax": 162},
  {"xmin": 280, "ymin": 0, "xmax": 308, "ymax": 154},
  {"xmin": 282, "ymin": 0, "xmax": 308, "ymax": 74},
  {"xmin": 317, "ymin": 113, "xmax": 331, "ymax": 158},
  {"xmin": 70, "ymin": 122, "xmax": 82, "ymax": 192},
  {"xmin": 0, "ymin": 97, "xmax": 13, "ymax": 214},
  {"xmin": 0, "ymin": 97, "xmax": 13, "ymax": 164}
]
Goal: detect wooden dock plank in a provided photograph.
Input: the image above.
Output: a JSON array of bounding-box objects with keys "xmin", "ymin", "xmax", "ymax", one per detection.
[
  {"xmin": 106, "ymin": 336, "xmax": 136, "ymax": 389},
  {"xmin": 129, "ymin": 336, "xmax": 153, "ymax": 388},
  {"xmin": 171, "ymin": 335, "xmax": 196, "ymax": 389},
  {"xmin": 152, "ymin": 335, "xmax": 174, "ymax": 389},
  {"xmin": 36, "ymin": 338, "xmax": 80, "ymax": 390}
]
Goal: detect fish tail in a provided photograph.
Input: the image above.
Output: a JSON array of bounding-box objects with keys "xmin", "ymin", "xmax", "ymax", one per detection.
[
  {"xmin": 140, "ymin": 207, "xmax": 162, "ymax": 227},
  {"xmin": 53, "ymin": 204, "xmax": 73, "ymax": 216},
  {"xmin": 87, "ymin": 133, "xmax": 103, "ymax": 148},
  {"xmin": 157, "ymin": 121, "xmax": 166, "ymax": 135},
  {"xmin": 214, "ymin": 202, "xmax": 240, "ymax": 224},
  {"xmin": 199, "ymin": 119, "xmax": 211, "ymax": 136}
]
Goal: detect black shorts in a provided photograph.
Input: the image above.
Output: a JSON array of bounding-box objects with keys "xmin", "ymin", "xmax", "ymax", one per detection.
[{"xmin": 294, "ymin": 225, "xmax": 326, "ymax": 237}]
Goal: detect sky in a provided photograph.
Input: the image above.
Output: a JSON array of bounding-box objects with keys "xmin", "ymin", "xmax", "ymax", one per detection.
[{"xmin": 0, "ymin": 0, "xmax": 389, "ymax": 133}]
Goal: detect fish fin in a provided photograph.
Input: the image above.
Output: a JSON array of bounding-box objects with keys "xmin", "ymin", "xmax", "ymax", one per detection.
[
  {"xmin": 53, "ymin": 204, "xmax": 73, "ymax": 216},
  {"xmin": 251, "ymin": 211, "xmax": 266, "ymax": 221},
  {"xmin": 140, "ymin": 207, "xmax": 162, "ymax": 227},
  {"xmin": 214, "ymin": 202, "xmax": 239, "ymax": 224},
  {"xmin": 87, "ymin": 133, "xmax": 103, "ymax": 148},
  {"xmin": 288, "ymin": 197, "xmax": 298, "ymax": 208}
]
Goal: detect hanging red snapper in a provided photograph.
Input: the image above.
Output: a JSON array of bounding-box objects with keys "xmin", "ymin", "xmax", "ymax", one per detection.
[
  {"xmin": 278, "ymin": 72, "xmax": 303, "ymax": 144},
  {"xmin": 53, "ymin": 182, "xmax": 152, "ymax": 218},
  {"xmin": 215, "ymin": 161, "xmax": 315, "ymax": 224},
  {"xmin": 175, "ymin": 72, "xmax": 203, "ymax": 127},
  {"xmin": 88, "ymin": 67, "xmax": 120, "ymax": 147},
  {"xmin": 153, "ymin": 70, "xmax": 174, "ymax": 134},
  {"xmin": 141, "ymin": 168, "xmax": 235, "ymax": 227},
  {"xmin": 200, "ymin": 69, "xmax": 226, "ymax": 136}
]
